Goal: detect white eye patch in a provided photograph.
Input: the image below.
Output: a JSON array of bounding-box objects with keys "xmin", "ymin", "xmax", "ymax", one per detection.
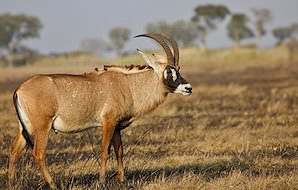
[
  {"xmin": 163, "ymin": 70, "xmax": 168, "ymax": 79},
  {"xmin": 170, "ymin": 69, "xmax": 177, "ymax": 81}
]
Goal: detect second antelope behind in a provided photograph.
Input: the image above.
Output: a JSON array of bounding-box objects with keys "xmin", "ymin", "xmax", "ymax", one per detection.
[{"xmin": 8, "ymin": 33, "xmax": 192, "ymax": 189}]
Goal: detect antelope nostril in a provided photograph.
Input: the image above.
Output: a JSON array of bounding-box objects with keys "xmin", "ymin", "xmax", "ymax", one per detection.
[{"xmin": 185, "ymin": 86, "xmax": 192, "ymax": 91}]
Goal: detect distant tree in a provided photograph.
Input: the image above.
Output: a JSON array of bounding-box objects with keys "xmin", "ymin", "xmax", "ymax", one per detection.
[
  {"xmin": 0, "ymin": 13, "xmax": 42, "ymax": 67},
  {"xmin": 192, "ymin": 4, "xmax": 230, "ymax": 49},
  {"xmin": 80, "ymin": 38, "xmax": 112, "ymax": 55},
  {"xmin": 272, "ymin": 23, "xmax": 298, "ymax": 45},
  {"xmin": 146, "ymin": 21, "xmax": 172, "ymax": 35},
  {"xmin": 227, "ymin": 13, "xmax": 254, "ymax": 48},
  {"xmin": 171, "ymin": 20, "xmax": 198, "ymax": 47},
  {"xmin": 290, "ymin": 23, "xmax": 298, "ymax": 39},
  {"xmin": 146, "ymin": 20, "xmax": 198, "ymax": 47},
  {"xmin": 272, "ymin": 26, "xmax": 293, "ymax": 45},
  {"xmin": 278, "ymin": 23, "xmax": 298, "ymax": 61},
  {"xmin": 109, "ymin": 27, "xmax": 130, "ymax": 56},
  {"xmin": 252, "ymin": 8, "xmax": 272, "ymax": 48}
]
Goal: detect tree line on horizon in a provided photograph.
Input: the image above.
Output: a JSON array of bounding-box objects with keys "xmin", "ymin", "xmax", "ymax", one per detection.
[
  {"xmin": 83, "ymin": 4, "xmax": 298, "ymax": 56},
  {"xmin": 0, "ymin": 4, "xmax": 298, "ymax": 67}
]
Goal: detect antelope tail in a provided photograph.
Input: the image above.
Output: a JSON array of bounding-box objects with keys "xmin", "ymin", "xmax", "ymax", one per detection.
[{"xmin": 13, "ymin": 91, "xmax": 34, "ymax": 148}]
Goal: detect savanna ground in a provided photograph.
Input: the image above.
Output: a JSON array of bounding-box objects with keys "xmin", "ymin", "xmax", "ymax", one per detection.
[{"xmin": 0, "ymin": 47, "xmax": 297, "ymax": 189}]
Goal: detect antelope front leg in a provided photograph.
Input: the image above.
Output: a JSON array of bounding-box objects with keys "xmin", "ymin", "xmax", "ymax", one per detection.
[
  {"xmin": 99, "ymin": 117, "xmax": 116, "ymax": 183},
  {"xmin": 112, "ymin": 129, "xmax": 125, "ymax": 183},
  {"xmin": 33, "ymin": 131, "xmax": 57, "ymax": 190}
]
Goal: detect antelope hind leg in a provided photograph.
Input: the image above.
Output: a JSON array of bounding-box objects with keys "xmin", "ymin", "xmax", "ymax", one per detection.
[
  {"xmin": 8, "ymin": 125, "xmax": 27, "ymax": 189},
  {"xmin": 112, "ymin": 129, "xmax": 126, "ymax": 183}
]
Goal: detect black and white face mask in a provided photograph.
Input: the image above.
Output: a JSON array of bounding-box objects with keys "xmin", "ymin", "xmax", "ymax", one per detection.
[{"xmin": 163, "ymin": 66, "xmax": 192, "ymax": 96}]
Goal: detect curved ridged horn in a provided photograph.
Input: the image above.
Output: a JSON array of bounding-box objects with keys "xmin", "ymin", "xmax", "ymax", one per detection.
[
  {"xmin": 133, "ymin": 34, "xmax": 174, "ymax": 66},
  {"xmin": 156, "ymin": 33, "xmax": 180, "ymax": 70}
]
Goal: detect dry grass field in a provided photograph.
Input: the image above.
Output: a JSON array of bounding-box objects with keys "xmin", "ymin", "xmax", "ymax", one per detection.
[{"xmin": 0, "ymin": 48, "xmax": 297, "ymax": 189}]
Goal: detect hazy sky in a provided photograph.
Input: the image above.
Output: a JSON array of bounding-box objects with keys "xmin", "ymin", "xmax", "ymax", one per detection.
[{"xmin": 1, "ymin": 0, "xmax": 298, "ymax": 54}]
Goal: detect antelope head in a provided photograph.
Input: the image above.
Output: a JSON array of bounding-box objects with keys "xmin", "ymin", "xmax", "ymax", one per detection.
[{"xmin": 134, "ymin": 33, "xmax": 192, "ymax": 96}]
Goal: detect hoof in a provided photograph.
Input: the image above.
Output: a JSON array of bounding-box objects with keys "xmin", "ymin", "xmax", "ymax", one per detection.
[
  {"xmin": 119, "ymin": 181, "xmax": 128, "ymax": 190},
  {"xmin": 49, "ymin": 183, "xmax": 57, "ymax": 190},
  {"xmin": 98, "ymin": 178, "xmax": 107, "ymax": 189},
  {"xmin": 119, "ymin": 175, "xmax": 126, "ymax": 183}
]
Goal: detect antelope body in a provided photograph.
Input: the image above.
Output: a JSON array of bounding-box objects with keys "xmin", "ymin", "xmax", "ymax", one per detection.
[{"xmin": 8, "ymin": 33, "xmax": 192, "ymax": 189}]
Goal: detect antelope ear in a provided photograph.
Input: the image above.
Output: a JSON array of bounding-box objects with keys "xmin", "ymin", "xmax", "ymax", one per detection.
[{"xmin": 137, "ymin": 49, "xmax": 163, "ymax": 76}]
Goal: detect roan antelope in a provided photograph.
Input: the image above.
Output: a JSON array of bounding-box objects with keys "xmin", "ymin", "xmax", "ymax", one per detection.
[{"xmin": 8, "ymin": 33, "xmax": 192, "ymax": 189}]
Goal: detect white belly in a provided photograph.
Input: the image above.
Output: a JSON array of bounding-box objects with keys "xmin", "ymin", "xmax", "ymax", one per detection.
[{"xmin": 52, "ymin": 116, "xmax": 102, "ymax": 133}]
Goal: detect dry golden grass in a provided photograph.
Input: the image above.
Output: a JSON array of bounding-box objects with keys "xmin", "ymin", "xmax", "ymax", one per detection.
[
  {"xmin": 0, "ymin": 49, "xmax": 297, "ymax": 189},
  {"xmin": 115, "ymin": 45, "xmax": 289, "ymax": 67}
]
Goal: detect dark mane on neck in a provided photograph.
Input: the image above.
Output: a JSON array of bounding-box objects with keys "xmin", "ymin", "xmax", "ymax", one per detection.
[{"xmin": 93, "ymin": 65, "xmax": 152, "ymax": 74}]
